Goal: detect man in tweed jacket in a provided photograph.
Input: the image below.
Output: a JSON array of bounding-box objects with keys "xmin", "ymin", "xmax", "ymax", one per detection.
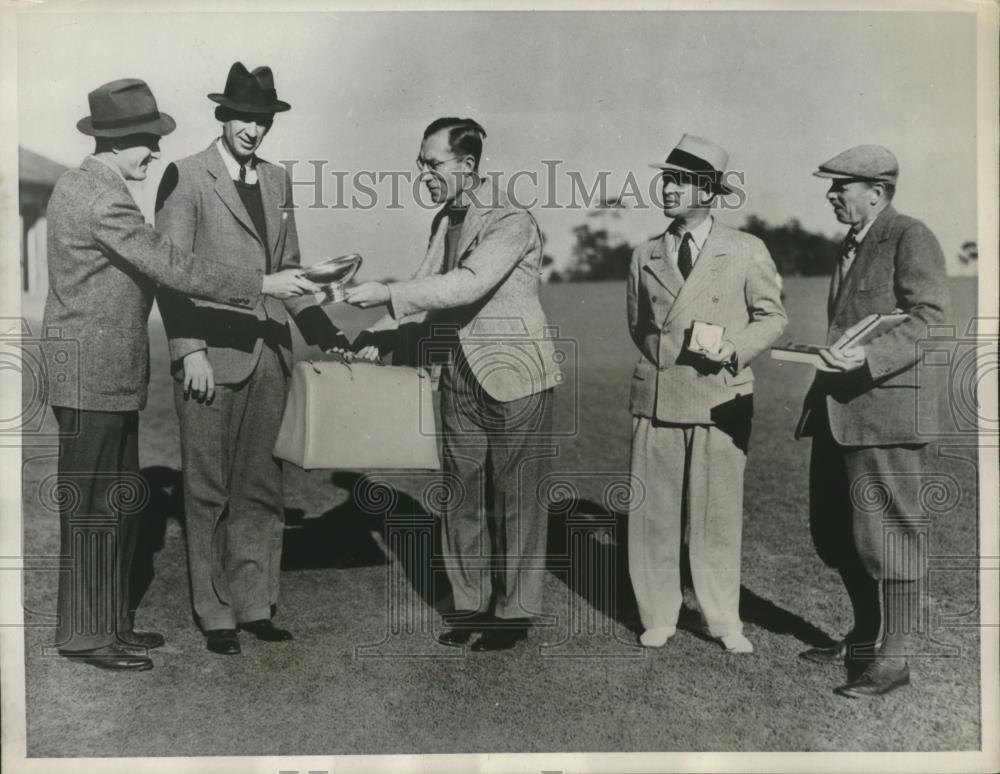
[
  {"xmin": 348, "ymin": 118, "xmax": 560, "ymax": 651},
  {"xmin": 626, "ymin": 135, "xmax": 786, "ymax": 654},
  {"xmin": 155, "ymin": 63, "xmax": 348, "ymax": 655},
  {"xmin": 796, "ymin": 145, "xmax": 950, "ymax": 698},
  {"xmin": 42, "ymin": 78, "xmax": 315, "ymax": 672}
]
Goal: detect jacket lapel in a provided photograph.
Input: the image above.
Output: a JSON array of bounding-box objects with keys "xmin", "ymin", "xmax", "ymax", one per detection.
[
  {"xmin": 663, "ymin": 222, "xmax": 728, "ymax": 326},
  {"xmin": 205, "ymin": 142, "xmax": 260, "ymax": 246},
  {"xmin": 453, "ymin": 180, "xmax": 496, "ymax": 261},
  {"xmin": 642, "ymin": 233, "xmax": 684, "ymax": 302},
  {"xmin": 415, "ymin": 209, "xmax": 448, "ymax": 279},
  {"xmin": 258, "ymin": 162, "xmax": 284, "ymax": 257},
  {"xmin": 830, "ymin": 206, "xmax": 896, "ymax": 325}
]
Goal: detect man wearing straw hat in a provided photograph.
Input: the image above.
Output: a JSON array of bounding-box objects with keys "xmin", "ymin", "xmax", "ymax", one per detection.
[
  {"xmin": 626, "ymin": 134, "xmax": 786, "ymax": 654},
  {"xmin": 155, "ymin": 62, "xmax": 348, "ymax": 656},
  {"xmin": 42, "ymin": 78, "xmax": 317, "ymax": 671}
]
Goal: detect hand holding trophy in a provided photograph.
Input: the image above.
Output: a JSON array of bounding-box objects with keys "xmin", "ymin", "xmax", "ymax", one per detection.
[{"xmin": 301, "ymin": 253, "xmax": 363, "ymax": 305}]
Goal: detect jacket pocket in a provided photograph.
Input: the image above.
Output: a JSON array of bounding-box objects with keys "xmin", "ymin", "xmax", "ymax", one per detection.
[
  {"xmin": 83, "ymin": 325, "xmax": 147, "ymax": 396},
  {"xmin": 629, "ymin": 360, "xmax": 656, "ymax": 414}
]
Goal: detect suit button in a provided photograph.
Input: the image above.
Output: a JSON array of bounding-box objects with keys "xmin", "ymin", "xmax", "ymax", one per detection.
[{"xmin": 651, "ymin": 295, "xmax": 659, "ymax": 302}]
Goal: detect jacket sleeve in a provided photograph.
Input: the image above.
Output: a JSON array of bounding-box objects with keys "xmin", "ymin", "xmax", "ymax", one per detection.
[
  {"xmin": 626, "ymin": 245, "xmax": 643, "ymax": 351},
  {"xmin": 864, "ymin": 221, "xmax": 951, "ymax": 381},
  {"xmin": 153, "ymin": 163, "xmax": 211, "ymax": 363},
  {"xmin": 93, "ymin": 174, "xmax": 262, "ymax": 307},
  {"xmin": 387, "ymin": 209, "xmax": 534, "ymax": 319},
  {"xmin": 726, "ymin": 238, "xmax": 788, "ymax": 369}
]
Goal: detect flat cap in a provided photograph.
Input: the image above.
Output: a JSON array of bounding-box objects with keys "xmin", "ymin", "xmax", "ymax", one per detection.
[{"xmin": 813, "ymin": 144, "xmax": 898, "ymax": 184}]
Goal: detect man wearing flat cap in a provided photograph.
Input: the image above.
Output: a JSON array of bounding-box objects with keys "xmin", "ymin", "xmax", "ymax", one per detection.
[
  {"xmin": 796, "ymin": 144, "xmax": 950, "ymax": 697},
  {"xmin": 156, "ymin": 62, "xmax": 349, "ymax": 655},
  {"xmin": 626, "ymin": 134, "xmax": 786, "ymax": 654},
  {"xmin": 43, "ymin": 78, "xmax": 317, "ymax": 671}
]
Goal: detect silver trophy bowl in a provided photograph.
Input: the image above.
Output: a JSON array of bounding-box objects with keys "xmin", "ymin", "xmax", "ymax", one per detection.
[{"xmin": 301, "ymin": 253, "xmax": 363, "ymax": 305}]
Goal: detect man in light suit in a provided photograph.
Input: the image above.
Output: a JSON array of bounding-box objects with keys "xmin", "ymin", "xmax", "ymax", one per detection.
[
  {"xmin": 626, "ymin": 135, "xmax": 787, "ymax": 653},
  {"xmin": 43, "ymin": 78, "xmax": 316, "ymax": 671},
  {"xmin": 348, "ymin": 118, "xmax": 561, "ymax": 651},
  {"xmin": 156, "ymin": 63, "xmax": 349, "ymax": 655},
  {"xmin": 797, "ymin": 145, "xmax": 950, "ymax": 697}
]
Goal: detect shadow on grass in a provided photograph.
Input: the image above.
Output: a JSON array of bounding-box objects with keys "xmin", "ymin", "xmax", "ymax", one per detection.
[
  {"xmin": 137, "ymin": 469, "xmax": 835, "ymax": 648},
  {"xmin": 282, "ymin": 472, "xmax": 450, "ymax": 612},
  {"xmin": 548, "ymin": 496, "xmax": 835, "ymax": 648}
]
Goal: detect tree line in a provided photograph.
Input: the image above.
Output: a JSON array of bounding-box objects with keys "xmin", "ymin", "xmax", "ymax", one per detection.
[{"xmin": 548, "ymin": 214, "xmax": 844, "ymax": 282}]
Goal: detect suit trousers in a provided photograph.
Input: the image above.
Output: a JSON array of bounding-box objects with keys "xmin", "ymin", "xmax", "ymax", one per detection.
[
  {"xmin": 52, "ymin": 407, "xmax": 142, "ymax": 652},
  {"xmin": 438, "ymin": 351, "xmax": 553, "ymax": 620},
  {"xmin": 627, "ymin": 417, "xmax": 747, "ymax": 637},
  {"xmin": 174, "ymin": 344, "xmax": 288, "ymax": 630},
  {"xmin": 809, "ymin": 411, "xmax": 929, "ymax": 582}
]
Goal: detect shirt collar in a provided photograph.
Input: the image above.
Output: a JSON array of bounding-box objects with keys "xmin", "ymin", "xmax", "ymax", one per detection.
[
  {"xmin": 669, "ymin": 214, "xmax": 713, "ymax": 253},
  {"xmin": 215, "ymin": 137, "xmax": 258, "ymax": 183}
]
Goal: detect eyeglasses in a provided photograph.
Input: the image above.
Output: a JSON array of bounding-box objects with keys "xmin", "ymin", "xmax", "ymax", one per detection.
[{"xmin": 416, "ymin": 155, "xmax": 461, "ymax": 172}]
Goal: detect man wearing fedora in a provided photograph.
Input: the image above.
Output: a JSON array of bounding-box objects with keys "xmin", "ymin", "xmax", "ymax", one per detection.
[
  {"xmin": 155, "ymin": 62, "xmax": 348, "ymax": 655},
  {"xmin": 42, "ymin": 78, "xmax": 318, "ymax": 671},
  {"xmin": 796, "ymin": 145, "xmax": 950, "ymax": 697},
  {"xmin": 626, "ymin": 134, "xmax": 786, "ymax": 654}
]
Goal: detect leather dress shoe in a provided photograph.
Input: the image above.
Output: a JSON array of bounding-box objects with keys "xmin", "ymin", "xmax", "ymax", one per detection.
[
  {"xmin": 471, "ymin": 619, "xmax": 530, "ymax": 652},
  {"xmin": 436, "ymin": 612, "xmax": 491, "ymax": 647},
  {"xmin": 61, "ymin": 643, "xmax": 153, "ymax": 671},
  {"xmin": 799, "ymin": 639, "xmax": 848, "ymax": 665},
  {"xmin": 205, "ymin": 629, "xmax": 241, "ymax": 655},
  {"xmin": 118, "ymin": 629, "xmax": 165, "ymax": 649},
  {"xmin": 801, "ymin": 634, "xmax": 878, "ymax": 666},
  {"xmin": 834, "ymin": 660, "xmax": 910, "ymax": 698},
  {"xmin": 237, "ymin": 619, "xmax": 293, "ymax": 642}
]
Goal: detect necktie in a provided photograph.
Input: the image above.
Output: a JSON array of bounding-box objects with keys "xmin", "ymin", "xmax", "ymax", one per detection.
[
  {"xmin": 830, "ymin": 232, "xmax": 858, "ymax": 307},
  {"xmin": 677, "ymin": 232, "xmax": 694, "ymax": 280},
  {"xmin": 238, "ymin": 164, "xmax": 247, "ymax": 184}
]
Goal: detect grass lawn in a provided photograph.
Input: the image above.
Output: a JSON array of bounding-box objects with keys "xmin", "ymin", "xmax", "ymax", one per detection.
[{"xmin": 19, "ymin": 277, "xmax": 982, "ymax": 755}]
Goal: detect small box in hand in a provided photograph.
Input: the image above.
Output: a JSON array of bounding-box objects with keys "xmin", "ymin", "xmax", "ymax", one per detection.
[{"xmin": 688, "ymin": 320, "xmax": 726, "ymax": 356}]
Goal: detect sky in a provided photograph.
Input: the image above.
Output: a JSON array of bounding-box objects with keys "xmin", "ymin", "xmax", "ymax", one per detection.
[{"xmin": 16, "ymin": 8, "xmax": 980, "ymax": 279}]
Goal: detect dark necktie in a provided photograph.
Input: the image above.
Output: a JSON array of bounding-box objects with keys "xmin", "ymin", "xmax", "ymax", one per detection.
[
  {"xmin": 238, "ymin": 164, "xmax": 247, "ymax": 184},
  {"xmin": 677, "ymin": 232, "xmax": 694, "ymax": 280},
  {"xmin": 830, "ymin": 232, "xmax": 858, "ymax": 304}
]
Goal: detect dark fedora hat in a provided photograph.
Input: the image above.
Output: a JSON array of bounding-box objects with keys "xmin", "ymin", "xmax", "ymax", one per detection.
[
  {"xmin": 651, "ymin": 133, "xmax": 733, "ymax": 195},
  {"xmin": 208, "ymin": 62, "xmax": 290, "ymax": 114},
  {"xmin": 76, "ymin": 78, "xmax": 176, "ymax": 137}
]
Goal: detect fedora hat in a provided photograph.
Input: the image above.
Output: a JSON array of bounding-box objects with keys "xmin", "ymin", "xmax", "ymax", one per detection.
[
  {"xmin": 651, "ymin": 133, "xmax": 733, "ymax": 195},
  {"xmin": 76, "ymin": 78, "xmax": 176, "ymax": 137},
  {"xmin": 208, "ymin": 62, "xmax": 290, "ymax": 114}
]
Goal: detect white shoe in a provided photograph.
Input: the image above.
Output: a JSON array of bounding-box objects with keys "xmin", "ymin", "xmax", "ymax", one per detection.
[
  {"xmin": 639, "ymin": 627, "xmax": 676, "ymax": 648},
  {"xmin": 721, "ymin": 633, "xmax": 754, "ymax": 653}
]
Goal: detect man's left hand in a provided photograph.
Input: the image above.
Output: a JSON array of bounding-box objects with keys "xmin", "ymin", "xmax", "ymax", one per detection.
[
  {"xmin": 345, "ymin": 282, "xmax": 390, "ymax": 308},
  {"xmin": 818, "ymin": 345, "xmax": 867, "ymax": 372},
  {"xmin": 700, "ymin": 339, "xmax": 737, "ymax": 366}
]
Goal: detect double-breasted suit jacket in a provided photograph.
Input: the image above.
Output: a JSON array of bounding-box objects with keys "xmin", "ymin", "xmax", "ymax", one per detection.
[{"xmin": 626, "ymin": 219, "xmax": 787, "ymax": 424}]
